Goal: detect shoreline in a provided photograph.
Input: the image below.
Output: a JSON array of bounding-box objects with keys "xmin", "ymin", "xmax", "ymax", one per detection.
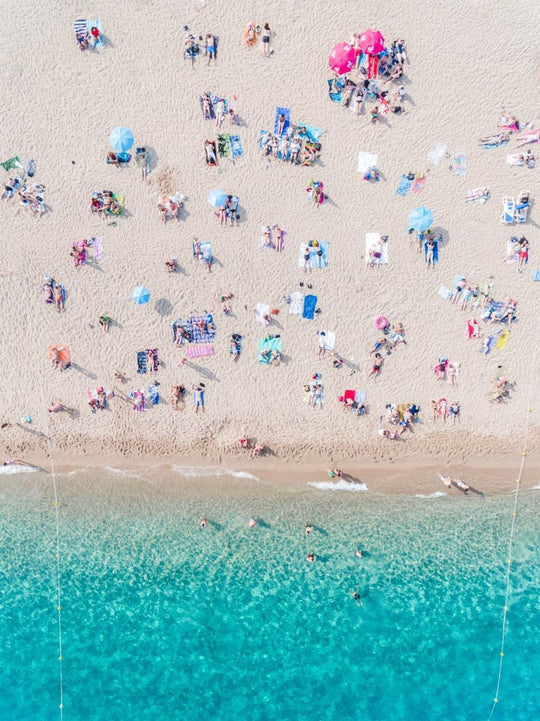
[{"xmin": 5, "ymin": 442, "xmax": 538, "ymax": 497}]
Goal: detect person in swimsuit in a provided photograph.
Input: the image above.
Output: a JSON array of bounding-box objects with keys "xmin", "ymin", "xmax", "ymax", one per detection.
[
  {"xmin": 192, "ymin": 384, "xmax": 205, "ymax": 412},
  {"xmin": 205, "ymin": 34, "xmax": 216, "ymax": 65},
  {"xmin": 368, "ymin": 353, "xmax": 383, "ymax": 379},
  {"xmin": 449, "ymin": 402, "xmax": 460, "ymax": 424},
  {"xmin": 306, "ymin": 552, "xmax": 316, "ymax": 563},
  {"xmin": 305, "ymin": 524, "xmax": 314, "ymax": 535},
  {"xmin": 261, "ymin": 23, "xmax": 271, "ymax": 56},
  {"xmin": 53, "ymin": 284, "xmax": 65, "ymax": 312},
  {"xmin": 350, "ymin": 587, "xmax": 362, "ymax": 604}
]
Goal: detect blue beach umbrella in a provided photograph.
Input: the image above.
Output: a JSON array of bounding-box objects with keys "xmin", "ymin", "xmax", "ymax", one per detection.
[
  {"xmin": 132, "ymin": 286, "xmax": 151, "ymax": 305},
  {"xmin": 110, "ymin": 126, "xmax": 135, "ymax": 152},
  {"xmin": 408, "ymin": 206, "xmax": 434, "ymax": 232},
  {"xmin": 207, "ymin": 189, "xmax": 228, "ymax": 208}
]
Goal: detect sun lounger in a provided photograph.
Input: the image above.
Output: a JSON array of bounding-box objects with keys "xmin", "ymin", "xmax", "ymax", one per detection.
[
  {"xmin": 255, "ymin": 303, "xmax": 271, "ymax": 325},
  {"xmin": 466, "ymin": 187, "xmax": 490, "ymax": 203},
  {"xmin": 136, "ymin": 351, "xmax": 147, "ymax": 374},
  {"xmin": 357, "ymin": 152, "xmax": 378, "ymax": 174},
  {"xmin": 501, "ymin": 196, "xmax": 516, "ymax": 224},
  {"xmin": 289, "ymin": 291, "xmax": 303, "ymax": 314},
  {"xmin": 273, "ymin": 107, "xmax": 291, "ymax": 136},
  {"xmin": 302, "ymin": 294, "xmax": 317, "ymax": 320},
  {"xmin": 258, "ymin": 337, "xmax": 282, "ymax": 363},
  {"xmin": 365, "ymin": 233, "xmax": 388, "ymax": 265}
]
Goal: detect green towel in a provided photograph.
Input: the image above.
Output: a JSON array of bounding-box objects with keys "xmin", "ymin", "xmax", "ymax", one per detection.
[
  {"xmin": 217, "ymin": 134, "xmax": 230, "ymax": 158},
  {"xmin": 258, "ymin": 337, "xmax": 282, "ymax": 363},
  {"xmin": 1, "ymin": 156, "xmax": 22, "ymax": 172}
]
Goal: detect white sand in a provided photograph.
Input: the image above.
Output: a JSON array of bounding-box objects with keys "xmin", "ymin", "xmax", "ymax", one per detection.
[{"xmin": 1, "ymin": 0, "xmax": 539, "ymax": 472}]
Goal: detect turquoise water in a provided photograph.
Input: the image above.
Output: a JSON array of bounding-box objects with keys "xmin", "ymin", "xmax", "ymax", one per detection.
[{"xmin": 0, "ymin": 469, "xmax": 538, "ymax": 721}]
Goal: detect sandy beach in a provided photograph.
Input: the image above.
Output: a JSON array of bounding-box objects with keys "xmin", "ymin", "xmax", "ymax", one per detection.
[{"xmin": 1, "ymin": 0, "xmax": 539, "ymax": 487}]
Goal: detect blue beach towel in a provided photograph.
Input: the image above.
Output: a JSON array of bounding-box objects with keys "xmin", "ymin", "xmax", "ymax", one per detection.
[
  {"xmin": 147, "ymin": 385, "xmax": 159, "ymax": 405},
  {"xmin": 480, "ymin": 335, "xmax": 497, "ymax": 355},
  {"xmin": 259, "ymin": 130, "xmax": 271, "ymax": 150},
  {"xmin": 533, "ymin": 269, "xmax": 540, "ymax": 282},
  {"xmin": 396, "ymin": 174, "xmax": 414, "ymax": 196},
  {"xmin": 297, "ymin": 123, "xmax": 323, "ymax": 143},
  {"xmin": 229, "ymin": 135, "xmax": 243, "ymax": 158},
  {"xmin": 258, "ymin": 337, "xmax": 282, "ymax": 363},
  {"xmin": 137, "ymin": 351, "xmax": 147, "ymax": 374},
  {"xmin": 327, "ymin": 79, "xmax": 342, "ymax": 103},
  {"xmin": 453, "ymin": 275, "xmax": 466, "ymax": 291},
  {"xmin": 424, "ymin": 240, "xmax": 439, "ymax": 265},
  {"xmin": 27, "ymin": 159, "xmax": 36, "ymax": 177},
  {"xmin": 454, "ymin": 152, "xmax": 467, "ymax": 176},
  {"xmin": 303, "ymin": 294, "xmax": 318, "ymax": 320},
  {"xmin": 274, "ymin": 107, "xmax": 291, "ymax": 136}
]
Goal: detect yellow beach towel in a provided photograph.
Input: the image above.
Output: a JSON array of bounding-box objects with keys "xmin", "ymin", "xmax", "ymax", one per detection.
[{"xmin": 496, "ymin": 331, "xmax": 510, "ymax": 350}]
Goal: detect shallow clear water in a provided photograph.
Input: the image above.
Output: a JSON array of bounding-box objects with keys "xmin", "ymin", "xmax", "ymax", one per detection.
[{"xmin": 0, "ymin": 469, "xmax": 538, "ymax": 721}]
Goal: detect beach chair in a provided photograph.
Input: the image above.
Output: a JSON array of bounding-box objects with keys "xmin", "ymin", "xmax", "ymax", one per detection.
[
  {"xmin": 515, "ymin": 190, "xmax": 530, "ymax": 223},
  {"xmin": 500, "ymin": 197, "xmax": 516, "ymax": 224}
]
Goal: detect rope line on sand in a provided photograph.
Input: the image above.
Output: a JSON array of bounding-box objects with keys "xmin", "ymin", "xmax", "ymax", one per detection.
[
  {"xmin": 16, "ymin": 270, "xmax": 64, "ymax": 719},
  {"xmin": 487, "ymin": 321, "xmax": 539, "ymax": 719}
]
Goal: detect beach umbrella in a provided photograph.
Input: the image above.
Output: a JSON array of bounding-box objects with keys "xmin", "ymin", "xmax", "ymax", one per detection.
[
  {"xmin": 408, "ymin": 206, "xmax": 434, "ymax": 232},
  {"xmin": 132, "ymin": 286, "xmax": 151, "ymax": 305},
  {"xmin": 358, "ymin": 29, "xmax": 385, "ymax": 55},
  {"xmin": 207, "ymin": 189, "xmax": 227, "ymax": 208},
  {"xmin": 109, "ymin": 126, "xmax": 135, "ymax": 152},
  {"xmin": 329, "ymin": 42, "xmax": 356, "ymax": 75},
  {"xmin": 373, "ymin": 315, "xmax": 389, "ymax": 330}
]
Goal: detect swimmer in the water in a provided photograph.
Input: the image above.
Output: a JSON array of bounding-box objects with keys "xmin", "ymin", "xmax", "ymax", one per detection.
[
  {"xmin": 350, "ymin": 587, "xmax": 362, "ymax": 604},
  {"xmin": 355, "ymin": 549, "xmax": 364, "ymax": 558},
  {"xmin": 305, "ymin": 524, "xmax": 314, "ymax": 535},
  {"xmin": 200, "ymin": 518, "xmax": 208, "ymax": 528},
  {"xmin": 306, "ymin": 552, "xmax": 316, "ymax": 562},
  {"xmin": 248, "ymin": 517, "xmax": 258, "ymax": 528}
]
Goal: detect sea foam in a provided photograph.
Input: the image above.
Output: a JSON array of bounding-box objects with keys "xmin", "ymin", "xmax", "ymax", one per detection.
[
  {"xmin": 172, "ymin": 465, "xmax": 260, "ymax": 481},
  {"xmin": 0, "ymin": 464, "xmax": 40, "ymax": 475},
  {"xmin": 308, "ymin": 479, "xmax": 368, "ymax": 492}
]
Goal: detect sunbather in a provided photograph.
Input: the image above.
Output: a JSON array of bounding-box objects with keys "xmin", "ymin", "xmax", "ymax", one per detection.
[
  {"xmin": 43, "ymin": 280, "xmax": 54, "ymax": 303},
  {"xmin": 390, "ymin": 323, "xmax": 406, "ymax": 348},
  {"xmin": 205, "ymin": 141, "xmax": 217, "ymax": 165},
  {"xmin": 368, "ymin": 353, "xmax": 383, "ymax": 379},
  {"xmin": 215, "ymin": 99, "xmax": 225, "ymax": 128},
  {"xmin": 477, "ymin": 131, "xmax": 509, "ymax": 146},
  {"xmin": 53, "ymin": 284, "xmax": 65, "ymax": 312},
  {"xmin": 185, "ymin": 35, "xmax": 198, "ymax": 66},
  {"xmin": 107, "ymin": 151, "xmax": 119, "ymax": 166},
  {"xmin": 205, "ymin": 34, "xmax": 216, "ymax": 65},
  {"xmin": 270, "ymin": 350, "xmax": 281, "ymax": 366},
  {"xmin": 515, "ymin": 129, "xmax": 540, "ymax": 147},
  {"xmin": 384, "ymin": 64, "xmax": 403, "ymax": 83},
  {"xmin": 165, "ymin": 258, "xmax": 178, "ymax": 273}
]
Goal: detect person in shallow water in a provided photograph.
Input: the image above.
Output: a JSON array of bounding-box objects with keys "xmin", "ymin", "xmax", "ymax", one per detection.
[
  {"xmin": 306, "ymin": 552, "xmax": 316, "ymax": 562},
  {"xmin": 305, "ymin": 524, "xmax": 314, "ymax": 535},
  {"xmin": 350, "ymin": 587, "xmax": 362, "ymax": 604}
]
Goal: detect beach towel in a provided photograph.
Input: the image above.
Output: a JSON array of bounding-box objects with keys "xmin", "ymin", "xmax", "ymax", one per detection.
[
  {"xmin": 136, "ymin": 351, "xmax": 147, "ymax": 374},
  {"xmin": 289, "ymin": 291, "xmax": 303, "ymax": 314},
  {"xmin": 480, "ymin": 335, "xmax": 497, "ymax": 355},
  {"xmin": 187, "ymin": 315, "xmax": 216, "ymax": 344},
  {"xmin": 74, "ymin": 19, "xmax": 87, "ymax": 38},
  {"xmin": 301, "ymin": 141, "xmax": 321, "ymax": 167},
  {"xmin": 424, "ymin": 239, "xmax": 438, "ymax": 265},
  {"xmin": 303, "ymin": 294, "xmax": 317, "ymax": 320},
  {"xmin": 357, "ymin": 152, "xmax": 378, "ymax": 174},
  {"xmin": 229, "ymin": 135, "xmax": 243, "ymax": 159},
  {"xmin": 147, "ymin": 385, "xmax": 159, "ymax": 405},
  {"xmin": 217, "ymin": 134, "xmax": 230, "ymax": 158},
  {"xmin": 230, "ymin": 334, "xmax": 242, "ymax": 356},
  {"xmin": 27, "ymin": 159, "xmax": 36, "ymax": 177},
  {"xmin": 533, "ymin": 269, "xmax": 540, "ymax": 282},
  {"xmin": 258, "ymin": 130, "xmax": 272, "ymax": 151},
  {"xmin": 453, "ymin": 275, "xmax": 466, "ymax": 291},
  {"xmin": 437, "ymin": 398, "xmax": 448, "ymax": 417},
  {"xmin": 428, "ymin": 142, "xmax": 447, "ymax": 165},
  {"xmin": 411, "ymin": 173, "xmax": 427, "ymax": 193},
  {"xmin": 453, "ymin": 152, "xmax": 467, "ymax": 176},
  {"xmin": 321, "ymin": 331, "xmax": 335, "ymax": 351},
  {"xmin": 296, "ymin": 123, "xmax": 323, "ymax": 143},
  {"xmin": 505, "ymin": 238, "xmax": 520, "ymax": 264},
  {"xmin": 130, "ymin": 390, "xmax": 146, "ymax": 412},
  {"xmin": 48, "ymin": 345, "xmax": 70, "ymax": 365},
  {"xmin": 187, "ymin": 343, "xmax": 214, "ymax": 358},
  {"xmin": 193, "ymin": 241, "xmax": 213, "ymax": 264},
  {"xmin": 327, "ymin": 78, "xmax": 342, "ymax": 103},
  {"xmin": 482, "ymin": 138, "xmax": 508, "ymax": 149},
  {"xmin": 396, "ymin": 174, "xmax": 414, "ymax": 196},
  {"xmin": 367, "ymin": 54, "xmax": 378, "ymax": 79},
  {"xmin": 437, "ymin": 285, "xmax": 453, "ymax": 301},
  {"xmin": 87, "ymin": 20, "xmax": 104, "ymax": 48},
  {"xmin": 105, "ymin": 193, "xmax": 124, "ymax": 216},
  {"xmin": 466, "ymin": 187, "xmax": 490, "ymax": 204},
  {"xmin": 1, "ymin": 156, "xmax": 22, "ymax": 172},
  {"xmin": 91, "ymin": 237, "xmax": 103, "ymax": 261},
  {"xmin": 273, "ymin": 107, "xmax": 291, "ymax": 136},
  {"xmin": 298, "ymin": 242, "xmax": 329, "ymax": 269},
  {"xmin": 467, "ymin": 319, "xmax": 478, "ymax": 339},
  {"xmin": 258, "ymin": 337, "xmax": 282, "ymax": 363},
  {"xmin": 255, "ymin": 303, "xmax": 271, "ymax": 325},
  {"xmin": 506, "ymin": 154, "xmax": 525, "ymax": 167},
  {"xmin": 496, "ymin": 330, "xmax": 510, "ymax": 350},
  {"xmin": 365, "ymin": 233, "xmax": 388, "ymax": 265}
]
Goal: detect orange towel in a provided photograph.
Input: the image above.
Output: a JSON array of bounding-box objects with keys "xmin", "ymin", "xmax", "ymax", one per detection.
[{"xmin": 48, "ymin": 345, "xmax": 70, "ymax": 363}]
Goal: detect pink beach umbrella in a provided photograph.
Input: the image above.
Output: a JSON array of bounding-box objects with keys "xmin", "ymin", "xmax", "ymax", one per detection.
[
  {"xmin": 358, "ymin": 29, "xmax": 385, "ymax": 55},
  {"xmin": 329, "ymin": 42, "xmax": 356, "ymax": 75}
]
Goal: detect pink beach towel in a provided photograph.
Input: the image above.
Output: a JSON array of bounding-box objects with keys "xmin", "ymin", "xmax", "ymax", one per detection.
[{"xmin": 187, "ymin": 343, "xmax": 214, "ymax": 358}]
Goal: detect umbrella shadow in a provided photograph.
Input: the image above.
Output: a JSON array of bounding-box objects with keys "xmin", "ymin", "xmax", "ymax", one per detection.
[
  {"xmin": 154, "ymin": 298, "xmax": 173, "ymax": 317},
  {"xmin": 432, "ymin": 226, "xmax": 450, "ymax": 247},
  {"xmin": 144, "ymin": 146, "xmax": 159, "ymax": 172}
]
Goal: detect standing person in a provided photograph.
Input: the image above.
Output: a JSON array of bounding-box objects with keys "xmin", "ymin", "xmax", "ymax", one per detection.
[
  {"xmin": 260, "ymin": 23, "xmax": 271, "ymax": 56},
  {"xmin": 205, "ymin": 33, "xmax": 216, "ymax": 65}
]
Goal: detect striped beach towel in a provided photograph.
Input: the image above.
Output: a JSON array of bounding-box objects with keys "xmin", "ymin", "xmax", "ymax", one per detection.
[
  {"xmin": 136, "ymin": 351, "xmax": 147, "ymax": 374},
  {"xmin": 187, "ymin": 343, "xmax": 214, "ymax": 358},
  {"xmin": 188, "ymin": 315, "xmax": 216, "ymax": 344},
  {"xmin": 130, "ymin": 390, "xmax": 146, "ymax": 411},
  {"xmin": 74, "ymin": 19, "xmax": 87, "ymax": 38}
]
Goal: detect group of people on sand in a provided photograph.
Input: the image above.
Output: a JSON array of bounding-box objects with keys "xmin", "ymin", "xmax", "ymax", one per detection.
[
  {"xmin": 42, "ymin": 277, "xmax": 65, "ymax": 311},
  {"xmin": 378, "ymin": 403, "xmax": 420, "ymax": 439},
  {"xmin": 431, "ymin": 399, "xmax": 460, "ymax": 424},
  {"xmin": 242, "ymin": 22, "xmax": 272, "ymax": 55},
  {"xmin": 76, "ymin": 23, "xmax": 102, "ymax": 51},
  {"xmin": 90, "ymin": 190, "xmax": 121, "ymax": 217},
  {"xmin": 489, "ymin": 376, "xmax": 514, "ymax": 404},
  {"xmin": 505, "ymin": 235, "xmax": 529, "ymax": 272},
  {"xmin": 261, "ymin": 225, "xmax": 285, "ymax": 252},
  {"xmin": 434, "ymin": 358, "xmax": 459, "ymax": 385},
  {"xmin": 261, "ymin": 129, "xmax": 321, "ymax": 167},
  {"xmin": 12, "ymin": 182, "xmax": 46, "ymax": 216},
  {"xmin": 157, "ymin": 192, "xmax": 185, "ymax": 223},
  {"xmin": 88, "ymin": 387, "xmax": 113, "ymax": 412},
  {"xmin": 184, "ymin": 30, "xmax": 218, "ymax": 66},
  {"xmin": 367, "ymin": 322, "xmax": 406, "ymax": 379},
  {"xmin": 216, "ymin": 195, "xmax": 239, "ymax": 226}
]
